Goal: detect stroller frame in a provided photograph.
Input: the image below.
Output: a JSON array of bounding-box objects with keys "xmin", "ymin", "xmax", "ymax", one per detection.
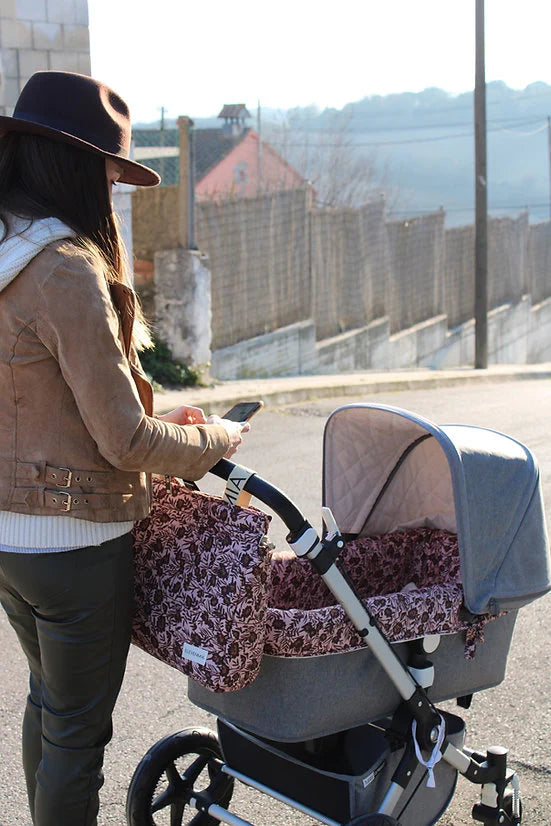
[{"xmin": 127, "ymin": 448, "xmax": 526, "ymax": 826}]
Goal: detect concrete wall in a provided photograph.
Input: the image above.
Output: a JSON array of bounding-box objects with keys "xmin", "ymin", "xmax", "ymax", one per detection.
[
  {"xmin": 151, "ymin": 248, "xmax": 212, "ymax": 367},
  {"xmin": 210, "ymin": 295, "xmax": 551, "ymax": 380},
  {"xmin": 211, "ymin": 320, "xmax": 316, "ymax": 379},
  {"xmin": 316, "ymin": 318, "xmax": 390, "ymax": 373},
  {"xmin": 0, "ymin": 0, "xmax": 91, "ymax": 114},
  {"xmin": 528, "ymin": 297, "xmax": 551, "ymax": 362}
]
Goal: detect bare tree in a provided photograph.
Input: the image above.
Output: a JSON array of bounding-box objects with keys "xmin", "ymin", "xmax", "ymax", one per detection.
[{"xmin": 263, "ymin": 110, "xmax": 400, "ymax": 209}]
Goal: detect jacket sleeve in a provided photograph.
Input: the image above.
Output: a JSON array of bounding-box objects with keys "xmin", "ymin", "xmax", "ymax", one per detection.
[{"xmin": 35, "ymin": 255, "xmax": 230, "ymax": 480}]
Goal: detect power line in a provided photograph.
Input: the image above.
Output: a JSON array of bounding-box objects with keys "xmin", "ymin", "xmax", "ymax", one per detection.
[
  {"xmin": 269, "ymin": 119, "xmax": 547, "ymax": 148},
  {"xmin": 497, "ymin": 123, "xmax": 548, "ymax": 137},
  {"xmin": 388, "ymin": 202, "xmax": 549, "ymax": 215},
  {"xmin": 277, "ymin": 115, "xmax": 545, "ymax": 135}
]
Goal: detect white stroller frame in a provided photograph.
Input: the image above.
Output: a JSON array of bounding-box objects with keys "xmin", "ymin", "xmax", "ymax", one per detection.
[{"xmin": 126, "ymin": 404, "xmax": 551, "ymax": 826}]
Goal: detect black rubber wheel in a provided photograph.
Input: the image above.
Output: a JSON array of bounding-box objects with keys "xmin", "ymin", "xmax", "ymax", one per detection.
[
  {"xmin": 345, "ymin": 815, "xmax": 402, "ymax": 825},
  {"xmin": 126, "ymin": 728, "xmax": 234, "ymax": 826}
]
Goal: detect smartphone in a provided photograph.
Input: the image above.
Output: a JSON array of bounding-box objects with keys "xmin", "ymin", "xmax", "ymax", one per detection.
[{"xmin": 222, "ymin": 401, "xmax": 264, "ymax": 423}]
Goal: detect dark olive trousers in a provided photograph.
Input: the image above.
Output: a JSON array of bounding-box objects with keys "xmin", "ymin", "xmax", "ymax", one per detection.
[{"xmin": 0, "ymin": 534, "xmax": 134, "ymax": 826}]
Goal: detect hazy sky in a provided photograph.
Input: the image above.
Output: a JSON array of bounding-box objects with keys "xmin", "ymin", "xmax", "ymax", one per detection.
[{"xmin": 88, "ymin": 0, "xmax": 551, "ymax": 123}]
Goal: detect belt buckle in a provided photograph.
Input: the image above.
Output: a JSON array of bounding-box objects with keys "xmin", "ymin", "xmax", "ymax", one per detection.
[
  {"xmin": 46, "ymin": 490, "xmax": 72, "ymax": 511},
  {"xmin": 55, "ymin": 467, "xmax": 72, "ymax": 488}
]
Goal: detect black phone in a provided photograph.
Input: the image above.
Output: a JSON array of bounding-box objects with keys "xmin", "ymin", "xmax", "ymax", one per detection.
[{"xmin": 222, "ymin": 401, "xmax": 264, "ymax": 422}]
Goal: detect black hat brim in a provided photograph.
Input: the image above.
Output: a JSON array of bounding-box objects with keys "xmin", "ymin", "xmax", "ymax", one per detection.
[{"xmin": 0, "ymin": 115, "xmax": 161, "ymax": 187}]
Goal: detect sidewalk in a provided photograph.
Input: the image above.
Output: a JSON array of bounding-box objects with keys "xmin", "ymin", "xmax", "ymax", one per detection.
[{"xmin": 153, "ymin": 363, "xmax": 551, "ymax": 415}]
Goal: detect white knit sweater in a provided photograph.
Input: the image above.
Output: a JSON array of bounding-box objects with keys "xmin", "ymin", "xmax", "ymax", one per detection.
[{"xmin": 0, "ymin": 216, "xmax": 132, "ymax": 552}]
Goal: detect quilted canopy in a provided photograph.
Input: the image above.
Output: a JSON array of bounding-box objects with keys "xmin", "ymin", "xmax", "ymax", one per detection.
[{"xmin": 323, "ymin": 404, "xmax": 551, "ymax": 615}]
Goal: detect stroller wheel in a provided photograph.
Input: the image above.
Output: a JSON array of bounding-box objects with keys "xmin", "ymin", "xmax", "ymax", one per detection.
[
  {"xmin": 126, "ymin": 727, "xmax": 234, "ymax": 826},
  {"xmin": 344, "ymin": 816, "xmax": 402, "ymax": 826}
]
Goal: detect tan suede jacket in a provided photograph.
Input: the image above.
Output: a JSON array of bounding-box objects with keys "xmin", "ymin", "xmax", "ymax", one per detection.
[{"xmin": 0, "ymin": 241, "xmax": 229, "ymax": 522}]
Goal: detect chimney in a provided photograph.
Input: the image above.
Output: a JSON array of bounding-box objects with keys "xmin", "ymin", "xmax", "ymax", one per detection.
[{"xmin": 217, "ymin": 104, "xmax": 251, "ymax": 136}]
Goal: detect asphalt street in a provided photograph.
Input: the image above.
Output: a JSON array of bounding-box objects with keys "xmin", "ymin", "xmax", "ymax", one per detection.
[{"xmin": 0, "ymin": 377, "xmax": 550, "ymax": 825}]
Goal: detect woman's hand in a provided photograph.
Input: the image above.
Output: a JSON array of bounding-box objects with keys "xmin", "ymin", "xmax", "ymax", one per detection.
[
  {"xmin": 157, "ymin": 405, "xmax": 206, "ymax": 425},
  {"xmin": 207, "ymin": 414, "xmax": 250, "ymax": 459},
  {"xmin": 158, "ymin": 407, "xmax": 249, "ymax": 459}
]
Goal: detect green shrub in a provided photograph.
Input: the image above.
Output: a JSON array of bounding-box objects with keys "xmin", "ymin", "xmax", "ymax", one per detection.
[{"xmin": 139, "ymin": 336, "xmax": 202, "ymax": 388}]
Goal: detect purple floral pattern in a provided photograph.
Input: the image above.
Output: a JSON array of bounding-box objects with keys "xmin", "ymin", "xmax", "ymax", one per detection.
[
  {"xmin": 269, "ymin": 529, "xmax": 462, "ymax": 611},
  {"xmin": 132, "ymin": 477, "xmax": 271, "ymax": 692},
  {"xmin": 266, "ymin": 530, "xmax": 486, "ymax": 659},
  {"xmin": 133, "ymin": 484, "xmax": 493, "ymax": 694}
]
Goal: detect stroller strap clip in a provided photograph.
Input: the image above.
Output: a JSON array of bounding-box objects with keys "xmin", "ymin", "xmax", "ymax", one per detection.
[{"xmin": 412, "ymin": 714, "xmax": 446, "ymax": 788}]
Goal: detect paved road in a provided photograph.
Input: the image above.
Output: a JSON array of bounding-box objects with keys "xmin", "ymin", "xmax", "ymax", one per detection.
[{"xmin": 0, "ymin": 379, "xmax": 550, "ymax": 825}]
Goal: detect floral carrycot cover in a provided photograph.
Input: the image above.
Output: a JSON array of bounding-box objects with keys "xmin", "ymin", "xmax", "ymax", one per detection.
[{"xmin": 188, "ymin": 404, "xmax": 551, "ymax": 740}]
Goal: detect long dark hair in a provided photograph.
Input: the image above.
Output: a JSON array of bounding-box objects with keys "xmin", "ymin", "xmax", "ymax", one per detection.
[{"xmin": 0, "ymin": 132, "xmax": 151, "ymax": 348}]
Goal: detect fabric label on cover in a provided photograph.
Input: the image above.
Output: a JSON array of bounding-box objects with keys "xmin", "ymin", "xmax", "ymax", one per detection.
[
  {"xmin": 182, "ymin": 642, "xmax": 209, "ymax": 665},
  {"xmin": 362, "ymin": 759, "xmax": 386, "ymax": 788}
]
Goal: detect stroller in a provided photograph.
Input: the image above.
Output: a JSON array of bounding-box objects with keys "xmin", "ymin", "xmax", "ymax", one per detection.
[{"xmin": 126, "ymin": 403, "xmax": 551, "ymax": 826}]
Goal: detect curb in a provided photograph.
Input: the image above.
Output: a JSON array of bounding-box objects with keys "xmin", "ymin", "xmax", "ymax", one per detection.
[{"xmin": 153, "ymin": 364, "xmax": 551, "ymax": 415}]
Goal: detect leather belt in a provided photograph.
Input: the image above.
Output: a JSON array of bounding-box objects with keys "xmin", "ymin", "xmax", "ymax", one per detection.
[
  {"xmin": 15, "ymin": 461, "xmax": 136, "ymax": 493},
  {"xmin": 12, "ymin": 487, "xmax": 134, "ymax": 512}
]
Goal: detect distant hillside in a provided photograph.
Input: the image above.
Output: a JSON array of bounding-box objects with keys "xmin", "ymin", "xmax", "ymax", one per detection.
[
  {"xmin": 262, "ymin": 82, "xmax": 551, "ymax": 226},
  {"xmin": 134, "ymin": 82, "xmax": 551, "ymax": 227}
]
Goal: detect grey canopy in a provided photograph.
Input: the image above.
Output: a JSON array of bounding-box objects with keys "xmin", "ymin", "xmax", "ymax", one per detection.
[{"xmin": 323, "ymin": 404, "xmax": 551, "ymax": 615}]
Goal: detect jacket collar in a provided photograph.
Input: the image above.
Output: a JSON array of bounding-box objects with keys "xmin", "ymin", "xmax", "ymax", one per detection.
[{"xmin": 0, "ymin": 215, "xmax": 74, "ymax": 293}]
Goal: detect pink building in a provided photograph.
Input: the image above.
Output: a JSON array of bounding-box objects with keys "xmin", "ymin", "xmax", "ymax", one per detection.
[{"xmin": 195, "ymin": 104, "xmax": 306, "ymax": 200}]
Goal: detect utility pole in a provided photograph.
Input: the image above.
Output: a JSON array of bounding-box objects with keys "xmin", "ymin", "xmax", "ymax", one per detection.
[
  {"xmin": 474, "ymin": 0, "xmax": 488, "ymax": 368},
  {"xmin": 257, "ymin": 100, "xmax": 263, "ymax": 196},
  {"xmin": 547, "ymin": 116, "xmax": 551, "ymax": 221},
  {"xmin": 159, "ymin": 106, "xmax": 166, "ymax": 182}
]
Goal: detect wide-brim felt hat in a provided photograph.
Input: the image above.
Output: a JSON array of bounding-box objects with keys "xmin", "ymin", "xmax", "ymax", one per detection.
[{"xmin": 0, "ymin": 71, "xmax": 160, "ymax": 187}]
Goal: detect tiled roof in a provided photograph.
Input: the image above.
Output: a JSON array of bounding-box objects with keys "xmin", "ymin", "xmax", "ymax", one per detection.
[
  {"xmin": 194, "ymin": 128, "xmax": 249, "ymax": 182},
  {"xmin": 217, "ymin": 104, "xmax": 251, "ymax": 119}
]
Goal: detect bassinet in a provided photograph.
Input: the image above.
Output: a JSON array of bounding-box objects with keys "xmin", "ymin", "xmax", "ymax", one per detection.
[{"xmin": 188, "ymin": 404, "xmax": 550, "ymax": 741}]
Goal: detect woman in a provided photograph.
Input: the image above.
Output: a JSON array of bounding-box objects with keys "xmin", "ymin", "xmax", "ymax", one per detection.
[{"xmin": 0, "ymin": 71, "xmax": 246, "ymax": 826}]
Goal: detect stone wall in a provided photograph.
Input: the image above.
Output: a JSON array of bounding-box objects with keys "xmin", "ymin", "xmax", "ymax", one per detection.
[
  {"xmin": 130, "ymin": 183, "xmax": 551, "ymax": 376},
  {"xmin": 0, "ymin": 0, "xmax": 91, "ymax": 114},
  {"xmin": 131, "ymin": 184, "xmax": 180, "ymax": 261}
]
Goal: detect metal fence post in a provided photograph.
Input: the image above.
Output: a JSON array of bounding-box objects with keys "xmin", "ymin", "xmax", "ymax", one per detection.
[{"xmin": 474, "ymin": 0, "xmax": 488, "ymax": 368}]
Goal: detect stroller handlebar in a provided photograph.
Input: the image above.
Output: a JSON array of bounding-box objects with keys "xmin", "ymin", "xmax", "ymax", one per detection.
[{"xmin": 209, "ymin": 459, "xmax": 311, "ymax": 540}]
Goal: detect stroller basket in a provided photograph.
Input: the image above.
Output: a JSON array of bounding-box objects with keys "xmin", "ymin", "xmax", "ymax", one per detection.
[{"xmin": 217, "ymin": 712, "xmax": 466, "ymax": 823}]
